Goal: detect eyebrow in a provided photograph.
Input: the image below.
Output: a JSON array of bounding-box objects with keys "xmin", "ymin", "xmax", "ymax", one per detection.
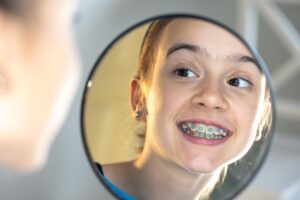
[
  {"xmin": 226, "ymin": 54, "xmax": 259, "ymax": 67},
  {"xmin": 166, "ymin": 43, "xmax": 259, "ymax": 67},
  {"xmin": 167, "ymin": 43, "xmax": 209, "ymax": 57}
]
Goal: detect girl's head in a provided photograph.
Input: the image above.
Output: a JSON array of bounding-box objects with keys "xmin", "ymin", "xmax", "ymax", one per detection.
[
  {"xmin": 0, "ymin": 0, "xmax": 80, "ymax": 171},
  {"xmin": 130, "ymin": 17, "xmax": 271, "ymax": 174}
]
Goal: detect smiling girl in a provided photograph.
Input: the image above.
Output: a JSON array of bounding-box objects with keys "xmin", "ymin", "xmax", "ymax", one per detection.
[{"xmin": 102, "ymin": 17, "xmax": 271, "ymax": 200}]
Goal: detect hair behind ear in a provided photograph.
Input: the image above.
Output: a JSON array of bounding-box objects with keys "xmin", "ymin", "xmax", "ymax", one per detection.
[
  {"xmin": 0, "ymin": 0, "xmax": 36, "ymax": 20},
  {"xmin": 256, "ymin": 86, "xmax": 272, "ymax": 141}
]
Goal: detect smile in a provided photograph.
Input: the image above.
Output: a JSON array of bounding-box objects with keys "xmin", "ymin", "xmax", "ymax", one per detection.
[{"xmin": 179, "ymin": 122, "xmax": 232, "ymax": 140}]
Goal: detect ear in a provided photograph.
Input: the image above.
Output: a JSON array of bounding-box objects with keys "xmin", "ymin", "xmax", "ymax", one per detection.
[{"xmin": 130, "ymin": 78, "xmax": 147, "ymax": 121}]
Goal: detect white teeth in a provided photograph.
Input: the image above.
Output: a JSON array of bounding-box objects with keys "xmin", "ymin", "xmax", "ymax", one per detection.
[
  {"xmin": 180, "ymin": 122, "xmax": 230, "ymax": 139},
  {"xmin": 197, "ymin": 124, "xmax": 206, "ymax": 133},
  {"xmin": 206, "ymin": 126, "xmax": 214, "ymax": 135}
]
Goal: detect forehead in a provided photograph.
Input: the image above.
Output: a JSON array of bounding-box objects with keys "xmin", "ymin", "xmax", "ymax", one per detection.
[{"xmin": 158, "ymin": 18, "xmax": 253, "ymax": 59}]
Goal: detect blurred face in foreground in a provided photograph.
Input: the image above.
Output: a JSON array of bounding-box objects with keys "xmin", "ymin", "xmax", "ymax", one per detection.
[{"xmin": 0, "ymin": 0, "xmax": 80, "ymax": 171}]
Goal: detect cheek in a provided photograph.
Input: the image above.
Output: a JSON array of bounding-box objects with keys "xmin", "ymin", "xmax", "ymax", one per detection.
[
  {"xmin": 238, "ymin": 101, "xmax": 260, "ymax": 131},
  {"xmin": 230, "ymin": 89, "xmax": 262, "ymax": 131},
  {"xmin": 147, "ymin": 77, "xmax": 188, "ymax": 126},
  {"xmin": 146, "ymin": 78, "xmax": 186, "ymax": 153},
  {"xmin": 20, "ymin": 26, "xmax": 79, "ymax": 152},
  {"xmin": 230, "ymin": 95, "xmax": 262, "ymax": 157}
]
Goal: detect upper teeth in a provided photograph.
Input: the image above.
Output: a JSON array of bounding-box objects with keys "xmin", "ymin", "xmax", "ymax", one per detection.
[{"xmin": 180, "ymin": 122, "xmax": 230, "ymax": 139}]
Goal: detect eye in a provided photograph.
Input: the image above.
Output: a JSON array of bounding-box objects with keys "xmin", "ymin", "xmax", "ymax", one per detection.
[
  {"xmin": 227, "ymin": 77, "xmax": 252, "ymax": 88},
  {"xmin": 173, "ymin": 68, "xmax": 198, "ymax": 78}
]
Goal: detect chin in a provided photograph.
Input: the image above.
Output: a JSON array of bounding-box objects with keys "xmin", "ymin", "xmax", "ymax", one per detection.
[
  {"xmin": 17, "ymin": 155, "xmax": 46, "ymax": 173},
  {"xmin": 186, "ymin": 165, "xmax": 220, "ymax": 175},
  {"xmin": 14, "ymin": 137, "xmax": 49, "ymax": 173},
  {"xmin": 182, "ymin": 157, "xmax": 224, "ymax": 175},
  {"xmin": 2, "ymin": 150, "xmax": 47, "ymax": 173}
]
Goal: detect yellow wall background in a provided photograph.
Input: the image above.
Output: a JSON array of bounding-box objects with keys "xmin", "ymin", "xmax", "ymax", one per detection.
[{"xmin": 84, "ymin": 24, "xmax": 149, "ymax": 164}]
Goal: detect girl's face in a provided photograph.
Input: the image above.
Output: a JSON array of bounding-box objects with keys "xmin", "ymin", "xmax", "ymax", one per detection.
[{"xmin": 141, "ymin": 19, "xmax": 266, "ymax": 173}]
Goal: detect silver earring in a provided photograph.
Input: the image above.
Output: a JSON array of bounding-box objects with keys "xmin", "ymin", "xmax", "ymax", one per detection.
[{"xmin": 135, "ymin": 111, "xmax": 142, "ymax": 119}]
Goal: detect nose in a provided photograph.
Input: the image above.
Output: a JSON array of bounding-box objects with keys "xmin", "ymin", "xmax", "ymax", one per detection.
[{"xmin": 191, "ymin": 80, "xmax": 229, "ymax": 111}]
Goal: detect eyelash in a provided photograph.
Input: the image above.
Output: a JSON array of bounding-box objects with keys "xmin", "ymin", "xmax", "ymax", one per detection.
[
  {"xmin": 227, "ymin": 77, "xmax": 253, "ymax": 88},
  {"xmin": 172, "ymin": 67, "xmax": 253, "ymax": 89},
  {"xmin": 172, "ymin": 67, "xmax": 198, "ymax": 78}
]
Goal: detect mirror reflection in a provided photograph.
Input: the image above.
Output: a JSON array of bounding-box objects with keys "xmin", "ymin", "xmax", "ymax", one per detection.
[{"xmin": 82, "ymin": 15, "xmax": 275, "ymax": 200}]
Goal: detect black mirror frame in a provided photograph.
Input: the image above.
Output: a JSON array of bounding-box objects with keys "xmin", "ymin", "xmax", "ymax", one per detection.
[{"xmin": 80, "ymin": 13, "xmax": 277, "ymax": 200}]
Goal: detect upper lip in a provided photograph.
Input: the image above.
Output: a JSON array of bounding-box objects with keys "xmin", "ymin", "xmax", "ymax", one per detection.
[{"xmin": 177, "ymin": 117, "xmax": 233, "ymax": 133}]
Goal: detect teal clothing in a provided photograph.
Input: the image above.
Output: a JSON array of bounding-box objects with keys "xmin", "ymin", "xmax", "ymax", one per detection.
[{"xmin": 95, "ymin": 163, "xmax": 136, "ymax": 200}]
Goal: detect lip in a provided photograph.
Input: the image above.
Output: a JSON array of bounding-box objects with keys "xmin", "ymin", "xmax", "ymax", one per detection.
[
  {"xmin": 178, "ymin": 117, "xmax": 233, "ymax": 133},
  {"xmin": 176, "ymin": 117, "xmax": 234, "ymax": 146}
]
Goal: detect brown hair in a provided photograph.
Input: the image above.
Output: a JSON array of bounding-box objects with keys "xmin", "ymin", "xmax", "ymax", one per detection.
[
  {"xmin": 135, "ymin": 18, "xmax": 173, "ymax": 85},
  {"xmin": 0, "ymin": 0, "xmax": 37, "ymax": 19}
]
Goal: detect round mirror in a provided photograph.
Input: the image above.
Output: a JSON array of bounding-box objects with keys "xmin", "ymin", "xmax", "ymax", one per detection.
[{"xmin": 81, "ymin": 14, "xmax": 276, "ymax": 200}]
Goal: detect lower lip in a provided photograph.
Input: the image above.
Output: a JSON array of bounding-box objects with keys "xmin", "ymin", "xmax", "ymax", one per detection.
[{"xmin": 180, "ymin": 130, "xmax": 231, "ymax": 146}]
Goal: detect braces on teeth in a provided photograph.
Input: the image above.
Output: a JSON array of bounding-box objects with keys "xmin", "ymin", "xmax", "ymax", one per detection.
[{"xmin": 180, "ymin": 122, "xmax": 230, "ymax": 139}]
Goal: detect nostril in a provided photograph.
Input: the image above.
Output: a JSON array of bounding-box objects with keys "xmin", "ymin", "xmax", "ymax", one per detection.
[
  {"xmin": 199, "ymin": 102, "xmax": 205, "ymax": 106},
  {"xmin": 215, "ymin": 106, "xmax": 222, "ymax": 110},
  {"xmin": 197, "ymin": 102, "xmax": 225, "ymax": 111}
]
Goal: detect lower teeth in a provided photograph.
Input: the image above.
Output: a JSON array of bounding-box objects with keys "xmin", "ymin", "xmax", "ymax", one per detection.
[
  {"xmin": 185, "ymin": 131, "xmax": 223, "ymax": 139},
  {"xmin": 181, "ymin": 126, "xmax": 227, "ymax": 139}
]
